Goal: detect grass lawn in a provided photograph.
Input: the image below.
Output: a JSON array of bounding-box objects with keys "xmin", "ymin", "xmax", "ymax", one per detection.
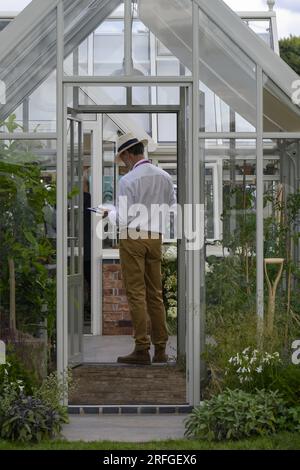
[{"xmin": 0, "ymin": 432, "xmax": 300, "ymax": 450}]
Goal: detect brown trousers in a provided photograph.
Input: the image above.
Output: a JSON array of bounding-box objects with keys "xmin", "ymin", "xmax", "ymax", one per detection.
[{"xmin": 119, "ymin": 233, "xmax": 168, "ymax": 351}]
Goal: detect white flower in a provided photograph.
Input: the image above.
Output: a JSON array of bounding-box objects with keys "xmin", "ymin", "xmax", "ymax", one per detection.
[
  {"xmin": 205, "ymin": 262, "xmax": 214, "ymax": 273},
  {"xmin": 163, "ymin": 245, "xmax": 177, "ymax": 261},
  {"xmin": 168, "ymin": 306, "xmax": 177, "ymax": 319},
  {"xmin": 256, "ymin": 366, "xmax": 263, "ymax": 373}
]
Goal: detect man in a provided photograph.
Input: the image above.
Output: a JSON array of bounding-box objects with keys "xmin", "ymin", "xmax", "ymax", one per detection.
[{"xmin": 106, "ymin": 133, "xmax": 176, "ymax": 365}]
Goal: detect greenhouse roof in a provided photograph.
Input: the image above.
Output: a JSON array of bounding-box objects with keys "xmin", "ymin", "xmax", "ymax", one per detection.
[{"xmin": 0, "ymin": 0, "xmax": 299, "ymax": 131}]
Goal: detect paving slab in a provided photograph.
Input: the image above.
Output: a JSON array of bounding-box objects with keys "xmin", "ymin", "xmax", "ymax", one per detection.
[
  {"xmin": 83, "ymin": 335, "xmax": 177, "ymax": 363},
  {"xmin": 63, "ymin": 415, "xmax": 186, "ymax": 442}
]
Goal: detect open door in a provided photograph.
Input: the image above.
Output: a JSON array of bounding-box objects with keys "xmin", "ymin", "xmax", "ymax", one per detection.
[{"xmin": 67, "ymin": 114, "xmax": 84, "ymax": 365}]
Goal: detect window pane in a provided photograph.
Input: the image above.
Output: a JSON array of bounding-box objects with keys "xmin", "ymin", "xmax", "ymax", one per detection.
[
  {"xmin": 0, "ymin": 135, "xmax": 57, "ymax": 381},
  {"xmin": 243, "ymin": 19, "xmax": 272, "ymax": 48},
  {"xmin": 263, "ymin": 74, "xmax": 300, "ymax": 132}
]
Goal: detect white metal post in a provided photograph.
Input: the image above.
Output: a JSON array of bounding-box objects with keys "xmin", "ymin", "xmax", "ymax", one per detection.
[
  {"xmin": 124, "ymin": 0, "xmax": 132, "ymax": 76},
  {"xmin": 270, "ymin": 13, "xmax": 280, "ymax": 55},
  {"xmin": 191, "ymin": 0, "xmax": 202, "ymax": 406},
  {"xmin": 56, "ymin": 0, "xmax": 68, "ymax": 396},
  {"xmin": 256, "ymin": 65, "xmax": 264, "ymax": 342},
  {"xmin": 90, "ymin": 118, "xmax": 103, "ymax": 336},
  {"xmin": 187, "ymin": 83, "xmax": 194, "ymax": 406},
  {"xmin": 124, "ymin": 0, "xmax": 133, "ymax": 104}
]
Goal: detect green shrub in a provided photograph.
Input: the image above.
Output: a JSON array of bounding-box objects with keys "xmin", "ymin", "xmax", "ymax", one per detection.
[
  {"xmin": 224, "ymin": 348, "xmax": 282, "ymax": 391},
  {"xmin": 266, "ymin": 365, "xmax": 300, "ymax": 406},
  {"xmin": 222, "ymin": 348, "xmax": 300, "ymax": 406},
  {"xmin": 35, "ymin": 369, "xmax": 74, "ymax": 420},
  {"xmin": 184, "ymin": 389, "xmax": 300, "ymax": 441},
  {"xmin": 0, "ymin": 394, "xmax": 67, "ymax": 443},
  {"xmin": 0, "ymin": 354, "xmax": 37, "ymax": 396},
  {"xmin": 162, "ymin": 245, "xmax": 177, "ymax": 335},
  {"xmin": 0, "ymin": 369, "xmax": 72, "ymax": 443}
]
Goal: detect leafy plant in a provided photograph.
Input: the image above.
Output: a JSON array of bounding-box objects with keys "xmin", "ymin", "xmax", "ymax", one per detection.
[
  {"xmin": 0, "ymin": 369, "xmax": 72, "ymax": 443},
  {"xmin": 223, "ymin": 348, "xmax": 300, "ymax": 406},
  {"xmin": 263, "ymin": 364, "xmax": 300, "ymax": 407},
  {"xmin": 279, "ymin": 36, "xmax": 300, "ymax": 75},
  {"xmin": 185, "ymin": 389, "xmax": 300, "ymax": 441},
  {"xmin": 0, "ymin": 354, "xmax": 37, "ymax": 396},
  {"xmin": 0, "ymin": 115, "xmax": 56, "ymax": 362},
  {"xmin": 0, "ymin": 395, "xmax": 67, "ymax": 443},
  {"xmin": 162, "ymin": 245, "xmax": 177, "ymax": 335},
  {"xmin": 35, "ymin": 369, "xmax": 75, "ymax": 418},
  {"xmin": 225, "ymin": 348, "xmax": 282, "ymax": 391}
]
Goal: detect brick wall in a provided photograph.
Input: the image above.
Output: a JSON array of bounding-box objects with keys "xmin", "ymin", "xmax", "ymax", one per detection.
[
  {"xmin": 102, "ymin": 262, "xmax": 133, "ymax": 335},
  {"xmin": 70, "ymin": 364, "xmax": 186, "ymax": 405}
]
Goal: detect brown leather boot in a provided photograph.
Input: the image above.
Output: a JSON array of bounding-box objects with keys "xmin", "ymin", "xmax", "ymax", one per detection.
[
  {"xmin": 117, "ymin": 348, "xmax": 151, "ymax": 365},
  {"xmin": 152, "ymin": 347, "xmax": 168, "ymax": 364}
]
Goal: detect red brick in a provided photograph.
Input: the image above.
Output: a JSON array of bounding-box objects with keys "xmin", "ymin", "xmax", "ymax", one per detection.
[
  {"xmin": 107, "ymin": 280, "xmax": 123, "ymax": 289},
  {"xmin": 103, "ymin": 272, "xmax": 114, "ymax": 280},
  {"xmin": 103, "ymin": 265, "xmax": 121, "ymax": 272},
  {"xmin": 104, "ymin": 313, "xmax": 124, "ymax": 322},
  {"xmin": 104, "ymin": 296, "xmax": 126, "ymax": 304},
  {"xmin": 117, "ymin": 288, "xmax": 127, "ymax": 296},
  {"xmin": 103, "ymin": 289, "xmax": 113, "ymax": 296}
]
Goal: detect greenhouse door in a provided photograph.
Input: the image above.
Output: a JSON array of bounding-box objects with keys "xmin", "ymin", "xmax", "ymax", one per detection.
[{"xmin": 67, "ymin": 114, "xmax": 84, "ymax": 365}]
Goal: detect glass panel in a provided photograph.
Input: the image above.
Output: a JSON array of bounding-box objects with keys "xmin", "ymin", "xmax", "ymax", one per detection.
[
  {"xmin": 0, "ymin": 132, "xmax": 57, "ymax": 387},
  {"xmin": 138, "ymin": 0, "xmax": 256, "ymax": 130},
  {"xmin": 263, "ymin": 74, "xmax": 300, "ymax": 132},
  {"xmin": 132, "ymin": 20, "xmax": 151, "ymax": 76},
  {"xmin": 243, "ymin": 19, "xmax": 272, "ymax": 49},
  {"xmin": 102, "ymin": 115, "xmax": 121, "ymax": 250},
  {"xmin": 131, "ymin": 85, "xmax": 180, "ymax": 107},
  {"xmin": 93, "ymin": 20, "xmax": 124, "ymax": 76},
  {"xmin": 27, "ymin": 73, "xmax": 57, "ymax": 132},
  {"xmin": 67, "ymin": 117, "xmax": 84, "ymax": 365},
  {"xmin": 138, "ymin": 0, "xmax": 192, "ymax": 76},
  {"xmin": 64, "ymin": 1, "xmax": 123, "ymax": 76},
  {"xmin": 132, "ymin": 87, "xmax": 151, "ymax": 105},
  {"xmin": 203, "ymin": 139, "xmax": 258, "ymax": 379},
  {"xmin": 65, "ymin": 0, "xmax": 189, "ymax": 78},
  {"xmin": 198, "ymin": 8, "xmax": 257, "ymax": 131},
  {"xmin": 0, "ymin": 19, "xmax": 11, "ymax": 32},
  {"xmin": 100, "ymin": 113, "xmax": 179, "ymax": 367},
  {"xmin": 0, "ymin": 2, "xmax": 57, "ymax": 125},
  {"xmin": 67, "ymin": 120, "xmax": 82, "ymax": 277},
  {"xmin": 77, "ymin": 86, "xmax": 127, "ymax": 106},
  {"xmin": 263, "ymin": 139, "xmax": 300, "ymax": 350},
  {"xmin": 158, "ymin": 114, "xmax": 177, "ymax": 143}
]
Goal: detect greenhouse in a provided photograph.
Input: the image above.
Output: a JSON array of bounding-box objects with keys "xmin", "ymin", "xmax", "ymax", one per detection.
[{"xmin": 0, "ymin": 0, "xmax": 300, "ymax": 410}]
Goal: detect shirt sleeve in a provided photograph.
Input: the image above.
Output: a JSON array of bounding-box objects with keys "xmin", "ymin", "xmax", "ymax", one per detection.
[{"xmin": 107, "ymin": 177, "xmax": 134, "ymax": 227}]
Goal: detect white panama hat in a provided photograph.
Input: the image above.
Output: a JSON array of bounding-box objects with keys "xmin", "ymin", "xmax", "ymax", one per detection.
[{"xmin": 115, "ymin": 132, "xmax": 148, "ymax": 163}]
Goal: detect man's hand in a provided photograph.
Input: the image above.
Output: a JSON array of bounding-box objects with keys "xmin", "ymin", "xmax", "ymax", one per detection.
[{"xmin": 96, "ymin": 207, "xmax": 109, "ymax": 218}]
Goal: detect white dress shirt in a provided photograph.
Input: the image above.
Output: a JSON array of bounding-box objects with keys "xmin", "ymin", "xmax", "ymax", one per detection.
[{"xmin": 108, "ymin": 160, "xmax": 177, "ymax": 236}]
